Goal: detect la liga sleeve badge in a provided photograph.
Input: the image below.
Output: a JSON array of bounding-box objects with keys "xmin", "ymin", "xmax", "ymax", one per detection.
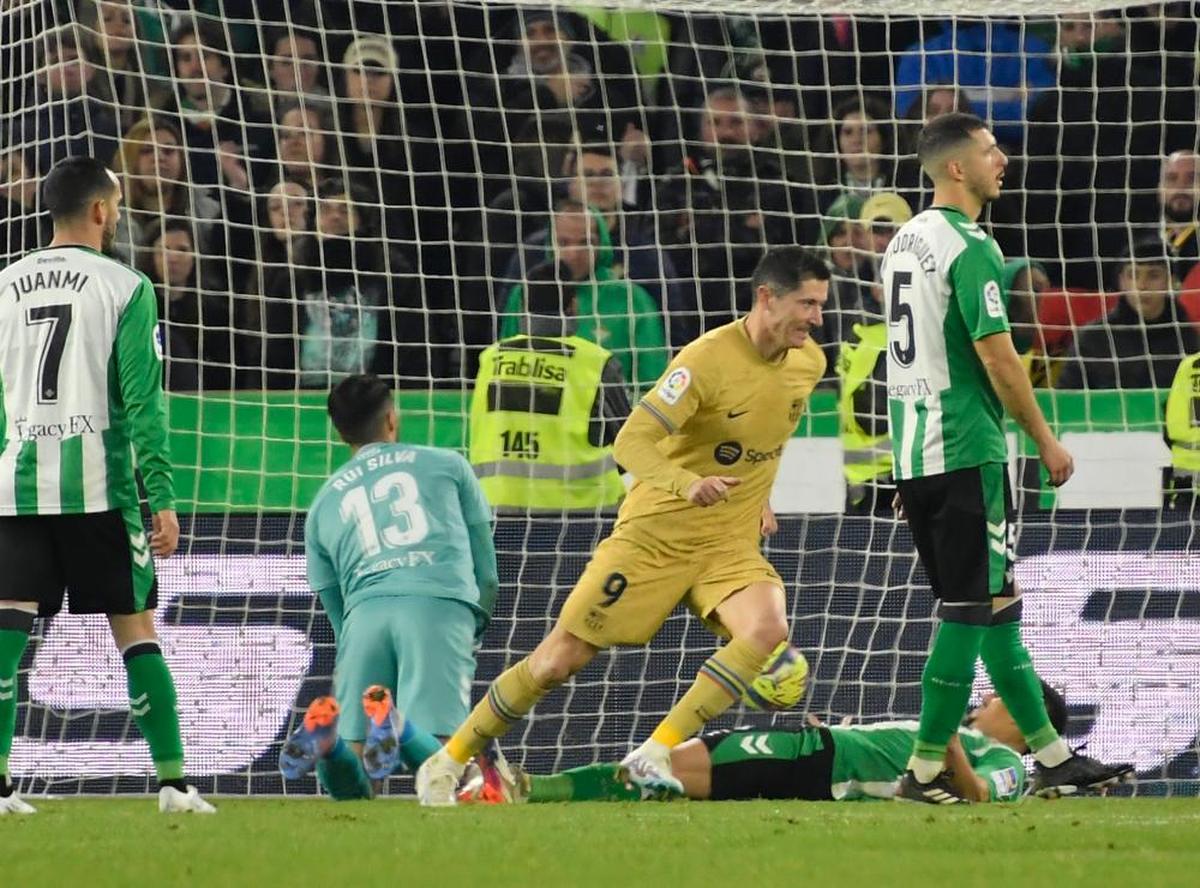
[{"xmin": 657, "ymin": 367, "xmax": 692, "ymax": 405}]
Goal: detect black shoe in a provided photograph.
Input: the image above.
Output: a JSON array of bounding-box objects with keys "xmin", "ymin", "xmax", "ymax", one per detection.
[
  {"xmin": 894, "ymin": 769, "xmax": 970, "ymax": 805},
  {"xmin": 1033, "ymin": 754, "xmax": 1135, "ymax": 799}
]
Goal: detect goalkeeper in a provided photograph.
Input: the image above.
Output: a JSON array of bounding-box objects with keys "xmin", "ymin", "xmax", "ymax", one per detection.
[
  {"xmin": 419, "ymin": 247, "xmax": 828, "ymax": 804},
  {"xmin": 466, "ymin": 681, "xmax": 1087, "ymax": 804},
  {"xmin": 280, "ymin": 374, "xmax": 499, "ymax": 799}
]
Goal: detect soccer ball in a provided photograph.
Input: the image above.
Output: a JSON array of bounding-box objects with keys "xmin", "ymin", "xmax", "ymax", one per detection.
[{"xmin": 741, "ymin": 642, "xmax": 809, "ymax": 711}]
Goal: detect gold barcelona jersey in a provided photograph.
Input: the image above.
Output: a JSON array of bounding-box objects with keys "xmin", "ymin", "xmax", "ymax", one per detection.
[{"xmin": 615, "ymin": 319, "xmax": 825, "ymax": 546}]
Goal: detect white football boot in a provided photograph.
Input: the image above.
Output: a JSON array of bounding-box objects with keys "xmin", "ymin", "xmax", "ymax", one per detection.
[
  {"xmin": 416, "ymin": 748, "xmax": 465, "ymax": 807},
  {"xmin": 158, "ymin": 785, "xmax": 217, "ymax": 814},
  {"xmin": 0, "ymin": 792, "xmax": 36, "ymax": 815},
  {"xmin": 619, "ymin": 740, "xmax": 684, "ymax": 799}
]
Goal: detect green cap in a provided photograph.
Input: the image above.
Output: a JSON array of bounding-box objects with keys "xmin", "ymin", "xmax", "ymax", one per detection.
[{"xmin": 820, "ymin": 192, "xmax": 866, "ymax": 245}]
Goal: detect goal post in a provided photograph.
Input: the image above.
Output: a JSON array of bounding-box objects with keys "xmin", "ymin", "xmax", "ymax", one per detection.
[{"xmin": 2, "ymin": 0, "xmax": 1197, "ymax": 796}]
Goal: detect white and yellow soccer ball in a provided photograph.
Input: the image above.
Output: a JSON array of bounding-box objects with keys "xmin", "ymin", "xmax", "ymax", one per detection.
[{"xmin": 741, "ymin": 642, "xmax": 809, "ymax": 711}]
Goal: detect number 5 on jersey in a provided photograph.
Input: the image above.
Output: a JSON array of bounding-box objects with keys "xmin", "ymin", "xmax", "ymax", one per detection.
[
  {"xmin": 339, "ymin": 471, "xmax": 429, "ymax": 556},
  {"xmin": 889, "ymin": 271, "xmax": 916, "ymax": 367}
]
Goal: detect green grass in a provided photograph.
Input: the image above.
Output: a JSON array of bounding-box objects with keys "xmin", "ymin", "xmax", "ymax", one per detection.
[{"xmin": 5, "ymin": 797, "xmax": 1199, "ymax": 887}]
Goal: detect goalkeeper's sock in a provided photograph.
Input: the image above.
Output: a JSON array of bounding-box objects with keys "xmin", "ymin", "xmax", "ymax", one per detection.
[
  {"xmin": 317, "ymin": 738, "xmax": 372, "ymax": 800},
  {"xmin": 527, "ymin": 764, "xmax": 641, "ymax": 803},
  {"xmin": 444, "ymin": 658, "xmax": 554, "ymax": 765},
  {"xmin": 0, "ymin": 611, "xmax": 34, "ymax": 783},
  {"xmin": 123, "ymin": 642, "xmax": 185, "ymax": 782},
  {"xmin": 395, "ymin": 717, "xmax": 442, "ymax": 772},
  {"xmin": 650, "ymin": 637, "xmax": 770, "ymax": 749},
  {"xmin": 909, "ymin": 621, "xmax": 986, "ymax": 782},
  {"xmin": 980, "ymin": 621, "xmax": 1070, "ymax": 767}
]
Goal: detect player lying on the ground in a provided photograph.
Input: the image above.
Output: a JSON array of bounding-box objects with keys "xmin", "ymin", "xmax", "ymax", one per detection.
[
  {"xmin": 462, "ymin": 680, "xmax": 1133, "ymax": 804},
  {"xmin": 279, "ymin": 374, "xmax": 499, "ymax": 799}
]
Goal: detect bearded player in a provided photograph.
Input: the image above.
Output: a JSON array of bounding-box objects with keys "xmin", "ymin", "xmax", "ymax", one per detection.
[
  {"xmin": 883, "ymin": 113, "xmax": 1133, "ymax": 803},
  {"xmin": 417, "ymin": 246, "xmax": 828, "ymax": 805}
]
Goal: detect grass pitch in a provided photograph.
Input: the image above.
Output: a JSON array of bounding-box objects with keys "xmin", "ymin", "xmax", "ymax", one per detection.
[{"xmin": 5, "ymin": 797, "xmax": 1198, "ymax": 887}]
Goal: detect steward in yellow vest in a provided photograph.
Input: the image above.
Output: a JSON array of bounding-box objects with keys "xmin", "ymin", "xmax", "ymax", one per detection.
[
  {"xmin": 469, "ymin": 264, "xmax": 631, "ymax": 511},
  {"xmin": 836, "ymin": 321, "xmax": 894, "ymax": 514},
  {"xmin": 1165, "ymin": 351, "xmax": 1200, "ymax": 506}
]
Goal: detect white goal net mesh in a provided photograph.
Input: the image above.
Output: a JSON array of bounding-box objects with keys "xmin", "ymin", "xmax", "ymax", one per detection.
[{"xmin": 2, "ymin": 0, "xmax": 1198, "ymax": 795}]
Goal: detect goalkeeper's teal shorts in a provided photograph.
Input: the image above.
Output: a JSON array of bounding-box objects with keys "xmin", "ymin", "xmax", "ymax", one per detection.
[{"xmin": 334, "ymin": 595, "xmax": 477, "ymax": 740}]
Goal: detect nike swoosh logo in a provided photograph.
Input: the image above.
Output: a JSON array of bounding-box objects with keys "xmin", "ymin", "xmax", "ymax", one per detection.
[{"xmin": 727, "ymin": 409, "xmax": 749, "ymax": 419}]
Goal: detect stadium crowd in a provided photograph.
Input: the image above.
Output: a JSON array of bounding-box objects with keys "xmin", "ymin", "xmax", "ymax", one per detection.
[{"xmin": 1, "ymin": 1, "xmax": 1199, "ymax": 397}]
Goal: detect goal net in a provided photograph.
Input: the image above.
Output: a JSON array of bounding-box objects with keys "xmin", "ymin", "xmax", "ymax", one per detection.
[{"xmin": 2, "ymin": 0, "xmax": 1197, "ymax": 796}]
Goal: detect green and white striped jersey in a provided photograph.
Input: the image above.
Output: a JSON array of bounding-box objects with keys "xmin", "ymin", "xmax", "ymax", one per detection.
[
  {"xmin": 883, "ymin": 206, "xmax": 1010, "ymax": 480},
  {"xmin": 0, "ymin": 245, "xmax": 173, "ymax": 515},
  {"xmin": 830, "ymin": 721, "xmax": 1025, "ymax": 801}
]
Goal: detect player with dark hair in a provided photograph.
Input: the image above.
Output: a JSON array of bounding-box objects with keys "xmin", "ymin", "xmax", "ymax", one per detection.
[
  {"xmin": 464, "ymin": 681, "xmax": 1077, "ymax": 805},
  {"xmin": 418, "ymin": 246, "xmax": 829, "ymax": 805},
  {"xmin": 0, "ymin": 156, "xmax": 213, "ymax": 814},
  {"xmin": 884, "ymin": 113, "xmax": 1133, "ymax": 804},
  {"xmin": 281, "ymin": 374, "xmax": 499, "ymax": 800}
]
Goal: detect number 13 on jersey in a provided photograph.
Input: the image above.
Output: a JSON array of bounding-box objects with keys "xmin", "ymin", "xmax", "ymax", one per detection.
[{"xmin": 339, "ymin": 471, "xmax": 430, "ymax": 556}]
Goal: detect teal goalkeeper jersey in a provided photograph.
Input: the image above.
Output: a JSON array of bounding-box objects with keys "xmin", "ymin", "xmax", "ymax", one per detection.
[
  {"xmin": 830, "ymin": 721, "xmax": 1025, "ymax": 801},
  {"xmin": 0, "ymin": 245, "xmax": 173, "ymax": 514},
  {"xmin": 305, "ymin": 443, "xmax": 499, "ymax": 636}
]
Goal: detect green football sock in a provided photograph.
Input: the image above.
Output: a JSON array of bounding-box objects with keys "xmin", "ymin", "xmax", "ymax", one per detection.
[
  {"xmin": 317, "ymin": 738, "xmax": 372, "ymax": 800},
  {"xmin": 528, "ymin": 764, "xmax": 642, "ymax": 803},
  {"xmin": 913, "ymin": 621, "xmax": 987, "ymax": 773},
  {"xmin": 980, "ymin": 621, "xmax": 1060, "ymax": 752},
  {"xmin": 123, "ymin": 643, "xmax": 185, "ymax": 782},
  {"xmin": 0, "ymin": 621, "xmax": 33, "ymax": 779},
  {"xmin": 396, "ymin": 717, "xmax": 442, "ymax": 772}
]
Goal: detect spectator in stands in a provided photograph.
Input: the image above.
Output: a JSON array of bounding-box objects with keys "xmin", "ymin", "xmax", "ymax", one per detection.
[
  {"xmin": 894, "ymin": 19, "xmax": 1055, "ymax": 147},
  {"xmin": 823, "ymin": 192, "xmax": 912, "ymax": 383},
  {"xmin": 22, "ymin": 25, "xmax": 119, "ymax": 172},
  {"xmin": 290, "ymin": 180, "xmax": 390, "ymax": 389},
  {"xmin": 1059, "ymin": 238, "xmax": 1200, "ymax": 391},
  {"xmin": 458, "ymin": 116, "xmax": 577, "ymax": 350},
  {"xmin": 1160, "ymin": 150, "xmax": 1200, "ymax": 281},
  {"xmin": 246, "ymin": 26, "xmax": 331, "ymax": 121},
  {"xmin": 1005, "ymin": 260, "xmax": 1050, "ymax": 358},
  {"xmin": 335, "ymin": 33, "xmax": 453, "ymax": 282},
  {"xmin": 813, "ymin": 193, "xmax": 865, "ymax": 381},
  {"xmin": 740, "ymin": 76, "xmax": 820, "ymax": 247},
  {"xmin": 819, "ymin": 193, "xmax": 866, "ymax": 281},
  {"xmin": 0, "ymin": 149, "xmax": 46, "ymax": 259},
  {"xmin": 658, "ymin": 86, "xmax": 793, "ymax": 332},
  {"xmin": 110, "ymin": 116, "xmax": 236, "ymax": 272},
  {"xmin": 140, "ymin": 218, "xmax": 233, "ymax": 392},
  {"xmin": 78, "ymin": 0, "xmax": 170, "ymax": 132},
  {"xmin": 168, "ymin": 18, "xmax": 270, "ymax": 189},
  {"xmin": 485, "ymin": 7, "xmax": 644, "ymax": 145},
  {"xmin": 1024, "ymin": 14, "xmax": 1167, "ymax": 287},
  {"xmin": 1003, "ymin": 259, "xmax": 1062, "ymax": 387},
  {"xmin": 894, "ymin": 85, "xmax": 971, "ymax": 204},
  {"xmin": 1126, "ymin": 3, "xmax": 1199, "ymax": 148},
  {"xmin": 746, "ymin": 77, "xmax": 811, "ymax": 169},
  {"xmin": 809, "ymin": 96, "xmax": 896, "ymax": 214},
  {"xmin": 503, "ymin": 143, "xmax": 690, "ymax": 350},
  {"xmin": 239, "ymin": 180, "xmax": 312, "ymax": 388},
  {"xmin": 291, "ymin": 177, "xmax": 434, "ymax": 389},
  {"xmin": 272, "ymin": 101, "xmax": 338, "ymax": 195},
  {"xmin": 469, "ymin": 260, "xmax": 630, "ymax": 511},
  {"xmin": 499, "ymin": 201, "xmax": 667, "ymax": 394}
]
